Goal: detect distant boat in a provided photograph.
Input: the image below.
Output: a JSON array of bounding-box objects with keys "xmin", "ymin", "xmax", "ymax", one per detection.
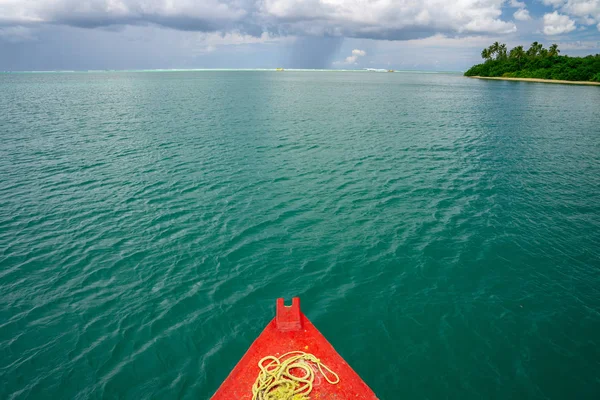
[
  {"xmin": 276, "ymin": 68, "xmax": 285, "ymax": 72},
  {"xmin": 212, "ymin": 298, "xmax": 378, "ymax": 399}
]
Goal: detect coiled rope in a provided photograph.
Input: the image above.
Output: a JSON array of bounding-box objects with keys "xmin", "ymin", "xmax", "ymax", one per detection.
[{"xmin": 251, "ymin": 351, "xmax": 340, "ymax": 400}]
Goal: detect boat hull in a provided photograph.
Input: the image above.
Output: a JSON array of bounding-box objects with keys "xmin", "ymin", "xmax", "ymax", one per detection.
[{"xmin": 212, "ymin": 298, "xmax": 378, "ymax": 399}]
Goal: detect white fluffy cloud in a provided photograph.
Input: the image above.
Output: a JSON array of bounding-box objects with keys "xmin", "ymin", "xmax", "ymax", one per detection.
[
  {"xmin": 543, "ymin": 11, "xmax": 577, "ymax": 34},
  {"xmin": 541, "ymin": 0, "xmax": 600, "ymax": 31},
  {"xmin": 562, "ymin": 0, "xmax": 600, "ymax": 17},
  {"xmin": 338, "ymin": 48, "xmax": 367, "ymax": 64},
  {"xmin": 514, "ymin": 9, "xmax": 531, "ymax": 20},
  {"xmin": 0, "ymin": 0, "xmax": 517, "ymax": 39},
  {"xmin": 508, "ymin": 0, "xmax": 532, "ymax": 22}
]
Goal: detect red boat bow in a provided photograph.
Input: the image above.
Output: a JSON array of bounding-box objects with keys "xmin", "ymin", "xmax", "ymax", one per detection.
[{"xmin": 212, "ymin": 298, "xmax": 378, "ymax": 399}]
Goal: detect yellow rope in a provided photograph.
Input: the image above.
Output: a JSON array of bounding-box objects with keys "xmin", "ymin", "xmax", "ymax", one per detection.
[{"xmin": 251, "ymin": 351, "xmax": 340, "ymax": 400}]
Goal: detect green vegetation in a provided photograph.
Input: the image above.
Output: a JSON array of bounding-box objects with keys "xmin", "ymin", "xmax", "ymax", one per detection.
[{"xmin": 465, "ymin": 42, "xmax": 600, "ymax": 82}]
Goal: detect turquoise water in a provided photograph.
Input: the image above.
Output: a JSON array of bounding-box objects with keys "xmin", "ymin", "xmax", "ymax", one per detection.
[{"xmin": 1, "ymin": 71, "xmax": 600, "ymax": 399}]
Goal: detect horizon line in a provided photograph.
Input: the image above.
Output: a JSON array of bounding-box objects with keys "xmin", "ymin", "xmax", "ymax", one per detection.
[{"xmin": 0, "ymin": 68, "xmax": 463, "ymax": 74}]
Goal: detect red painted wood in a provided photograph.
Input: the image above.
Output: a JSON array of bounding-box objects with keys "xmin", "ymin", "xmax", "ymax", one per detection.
[
  {"xmin": 276, "ymin": 298, "xmax": 302, "ymax": 332},
  {"xmin": 212, "ymin": 298, "xmax": 378, "ymax": 399}
]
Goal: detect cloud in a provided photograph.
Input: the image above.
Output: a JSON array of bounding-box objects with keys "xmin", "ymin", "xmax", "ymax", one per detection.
[
  {"xmin": 197, "ymin": 31, "xmax": 285, "ymax": 47},
  {"xmin": 186, "ymin": 31, "xmax": 289, "ymax": 54},
  {"xmin": 540, "ymin": 0, "xmax": 600, "ymax": 31},
  {"xmin": 554, "ymin": 39, "xmax": 600, "ymax": 49},
  {"xmin": 399, "ymin": 34, "xmax": 496, "ymax": 48},
  {"xmin": 0, "ymin": 0, "xmax": 249, "ymax": 30},
  {"xmin": 507, "ymin": 0, "xmax": 533, "ymax": 24},
  {"xmin": 514, "ymin": 9, "xmax": 531, "ymax": 20},
  {"xmin": 261, "ymin": 0, "xmax": 517, "ymax": 36},
  {"xmin": 336, "ymin": 48, "xmax": 367, "ymax": 65},
  {"xmin": 542, "ymin": 0, "xmax": 566, "ymax": 6},
  {"xmin": 543, "ymin": 11, "xmax": 577, "ymax": 34},
  {"xmin": 562, "ymin": 0, "xmax": 600, "ymax": 17},
  {"xmin": 0, "ymin": 0, "xmax": 517, "ymax": 40}
]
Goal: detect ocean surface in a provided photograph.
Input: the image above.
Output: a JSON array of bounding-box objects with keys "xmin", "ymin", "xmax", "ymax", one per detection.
[{"xmin": 1, "ymin": 71, "xmax": 599, "ymax": 399}]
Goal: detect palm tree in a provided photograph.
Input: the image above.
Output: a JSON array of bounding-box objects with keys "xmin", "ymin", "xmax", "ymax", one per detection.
[
  {"xmin": 509, "ymin": 46, "xmax": 525, "ymax": 67},
  {"xmin": 549, "ymin": 44, "xmax": 560, "ymax": 56},
  {"xmin": 527, "ymin": 42, "xmax": 541, "ymax": 57},
  {"xmin": 492, "ymin": 42, "xmax": 500, "ymax": 58},
  {"xmin": 509, "ymin": 46, "xmax": 524, "ymax": 59},
  {"xmin": 498, "ymin": 44, "xmax": 508, "ymax": 60},
  {"xmin": 481, "ymin": 48, "xmax": 491, "ymax": 61}
]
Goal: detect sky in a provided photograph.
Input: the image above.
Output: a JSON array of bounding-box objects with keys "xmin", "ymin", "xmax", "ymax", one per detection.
[{"xmin": 0, "ymin": 0, "xmax": 599, "ymax": 71}]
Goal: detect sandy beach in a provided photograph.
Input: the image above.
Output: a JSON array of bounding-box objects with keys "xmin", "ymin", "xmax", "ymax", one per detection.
[{"xmin": 469, "ymin": 76, "xmax": 600, "ymax": 86}]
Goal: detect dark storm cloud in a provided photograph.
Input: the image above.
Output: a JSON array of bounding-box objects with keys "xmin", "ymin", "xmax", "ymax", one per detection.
[{"xmin": 0, "ymin": 0, "xmax": 519, "ymax": 40}]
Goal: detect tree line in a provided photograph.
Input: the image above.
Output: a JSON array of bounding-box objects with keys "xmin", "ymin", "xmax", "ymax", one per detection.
[{"xmin": 464, "ymin": 42, "xmax": 600, "ymax": 82}]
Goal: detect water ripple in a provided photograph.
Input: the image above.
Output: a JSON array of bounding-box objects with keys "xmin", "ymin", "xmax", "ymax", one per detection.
[{"xmin": 1, "ymin": 71, "xmax": 600, "ymax": 399}]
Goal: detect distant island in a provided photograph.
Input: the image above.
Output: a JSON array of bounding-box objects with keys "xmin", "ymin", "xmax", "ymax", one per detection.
[{"xmin": 464, "ymin": 42, "xmax": 600, "ymax": 85}]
